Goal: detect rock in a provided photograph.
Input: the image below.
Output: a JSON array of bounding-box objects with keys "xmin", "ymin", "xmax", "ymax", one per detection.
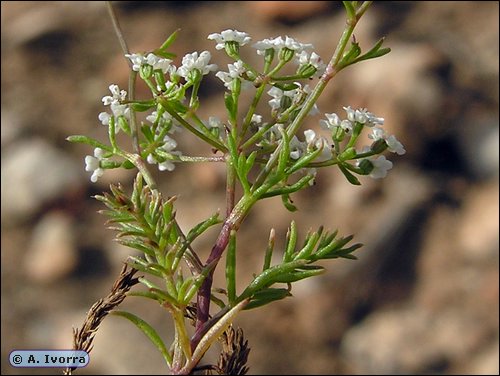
[
  {"xmin": 1, "ymin": 138, "xmax": 81, "ymax": 224},
  {"xmin": 24, "ymin": 211, "xmax": 78, "ymax": 283}
]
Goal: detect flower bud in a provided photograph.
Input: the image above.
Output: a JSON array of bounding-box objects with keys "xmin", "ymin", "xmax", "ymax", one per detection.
[
  {"xmin": 297, "ymin": 64, "xmax": 317, "ymax": 79},
  {"xmin": 357, "ymin": 159, "xmax": 374, "ymax": 175},
  {"xmin": 332, "ymin": 126, "xmax": 346, "ymax": 142},
  {"xmin": 370, "ymin": 139, "xmax": 388, "ymax": 154},
  {"xmin": 224, "ymin": 41, "xmax": 241, "ymax": 59},
  {"xmin": 279, "ymin": 47, "xmax": 295, "ymax": 63},
  {"xmin": 139, "ymin": 64, "xmax": 153, "ymax": 80}
]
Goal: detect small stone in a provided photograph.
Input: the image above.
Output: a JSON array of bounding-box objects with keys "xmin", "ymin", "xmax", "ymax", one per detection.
[{"xmin": 24, "ymin": 211, "xmax": 78, "ymax": 283}]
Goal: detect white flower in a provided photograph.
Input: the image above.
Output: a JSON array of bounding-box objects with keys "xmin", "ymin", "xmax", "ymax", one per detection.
[
  {"xmin": 110, "ymin": 102, "xmax": 129, "ymax": 118},
  {"xmin": 125, "ymin": 53, "xmax": 145, "ymax": 72},
  {"xmin": 319, "ymin": 113, "xmax": 341, "ymax": 130},
  {"xmin": 98, "ymin": 112, "xmax": 112, "ymax": 126},
  {"xmin": 368, "ymin": 127, "xmax": 386, "ymax": 141},
  {"xmin": 340, "ymin": 119, "xmax": 353, "ymax": 134},
  {"xmin": 267, "ymin": 86, "xmax": 295, "ymax": 110},
  {"xmin": 147, "ymin": 135, "xmax": 181, "ymax": 172},
  {"xmin": 303, "ymin": 129, "xmax": 331, "ymax": 161},
  {"xmin": 208, "ymin": 29, "xmax": 251, "ymax": 50},
  {"xmin": 289, "ymin": 136, "xmax": 305, "ymax": 160},
  {"xmin": 342, "ymin": 106, "xmax": 384, "ymax": 127},
  {"xmin": 252, "ymin": 38, "xmax": 277, "ymax": 55},
  {"xmin": 368, "ymin": 127, "xmax": 406, "ymax": 155},
  {"xmin": 84, "ymin": 148, "xmax": 105, "ymax": 183},
  {"xmin": 296, "ymin": 51, "xmax": 326, "ymax": 76},
  {"xmin": 251, "ymin": 114, "xmax": 262, "ymax": 124},
  {"xmin": 277, "ymin": 36, "xmax": 313, "ymax": 52},
  {"xmin": 125, "ymin": 52, "xmax": 172, "ymax": 73},
  {"xmin": 101, "ymin": 84, "xmax": 129, "ymax": 121},
  {"xmin": 208, "ymin": 116, "xmax": 224, "ymax": 131},
  {"xmin": 385, "ymin": 135, "xmax": 406, "ymax": 155},
  {"xmin": 215, "ymin": 60, "xmax": 250, "ymax": 90},
  {"xmin": 177, "ymin": 51, "xmax": 217, "ymax": 80},
  {"xmin": 367, "ymin": 155, "xmax": 393, "ymax": 179},
  {"xmin": 253, "ymin": 36, "xmax": 313, "ymax": 56},
  {"xmin": 343, "ymin": 106, "xmax": 356, "ymax": 123},
  {"xmin": 102, "ymin": 84, "xmax": 127, "ymax": 105},
  {"xmin": 146, "ymin": 111, "xmax": 181, "ymax": 133}
]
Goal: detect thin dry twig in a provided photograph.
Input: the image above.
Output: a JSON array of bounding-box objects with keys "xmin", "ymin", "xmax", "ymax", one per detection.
[
  {"xmin": 194, "ymin": 325, "xmax": 250, "ymax": 375},
  {"xmin": 63, "ymin": 264, "xmax": 139, "ymax": 375}
]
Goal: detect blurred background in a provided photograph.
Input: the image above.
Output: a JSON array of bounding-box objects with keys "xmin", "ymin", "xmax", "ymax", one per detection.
[{"xmin": 1, "ymin": 1, "xmax": 498, "ymax": 374}]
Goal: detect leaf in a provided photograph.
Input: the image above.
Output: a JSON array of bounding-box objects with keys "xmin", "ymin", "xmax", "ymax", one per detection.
[
  {"xmin": 157, "ymin": 29, "xmax": 180, "ymax": 55},
  {"xmin": 111, "ymin": 311, "xmax": 172, "ymax": 367},
  {"xmin": 272, "ymin": 266, "xmax": 325, "ymax": 283},
  {"xmin": 281, "ymin": 193, "xmax": 298, "ymax": 212},
  {"xmin": 338, "ymin": 163, "xmax": 361, "ymax": 185},
  {"xmin": 283, "ymin": 221, "xmax": 298, "ymax": 263},
  {"xmin": 66, "ymin": 135, "xmax": 113, "ymax": 152},
  {"xmin": 186, "ymin": 212, "xmax": 221, "ymax": 242},
  {"xmin": 239, "ymin": 259, "xmax": 307, "ymax": 300},
  {"xmin": 293, "ymin": 228, "xmax": 322, "ymax": 260},
  {"xmin": 356, "ymin": 37, "xmax": 391, "ymax": 62},
  {"xmin": 224, "ymin": 93, "xmax": 237, "ymax": 123},
  {"xmin": 131, "ymin": 100, "xmax": 156, "ymax": 112},
  {"xmin": 244, "ymin": 288, "xmax": 292, "ymax": 310}
]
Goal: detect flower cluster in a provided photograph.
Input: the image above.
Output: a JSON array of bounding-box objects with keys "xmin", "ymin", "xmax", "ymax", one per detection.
[
  {"xmin": 98, "ymin": 84, "xmax": 129, "ymax": 128},
  {"xmin": 83, "ymin": 28, "xmax": 403, "ymax": 189}
]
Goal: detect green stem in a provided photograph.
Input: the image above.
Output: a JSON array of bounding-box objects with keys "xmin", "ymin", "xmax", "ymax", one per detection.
[
  {"xmin": 158, "ymin": 98, "xmax": 227, "ymax": 152},
  {"xmin": 226, "ymin": 230, "xmax": 237, "ymax": 305},
  {"xmin": 171, "ymin": 308, "xmax": 191, "ymax": 373},
  {"xmin": 239, "ymin": 83, "xmax": 268, "ymax": 145}
]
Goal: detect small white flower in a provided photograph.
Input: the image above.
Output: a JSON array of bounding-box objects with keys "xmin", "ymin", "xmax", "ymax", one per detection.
[
  {"xmin": 340, "ymin": 119, "xmax": 353, "ymax": 134},
  {"xmin": 303, "ymin": 129, "xmax": 331, "ymax": 161},
  {"xmin": 368, "ymin": 127, "xmax": 406, "ymax": 155},
  {"xmin": 208, "ymin": 29, "xmax": 251, "ymax": 50},
  {"xmin": 343, "ymin": 106, "xmax": 356, "ymax": 122},
  {"xmin": 125, "ymin": 52, "xmax": 172, "ymax": 73},
  {"xmin": 267, "ymin": 86, "xmax": 295, "ymax": 110},
  {"xmin": 319, "ymin": 113, "xmax": 341, "ymax": 130},
  {"xmin": 146, "ymin": 111, "xmax": 181, "ymax": 133},
  {"xmin": 101, "ymin": 84, "xmax": 129, "ymax": 122},
  {"xmin": 296, "ymin": 51, "xmax": 326, "ymax": 76},
  {"xmin": 208, "ymin": 116, "xmax": 224, "ymax": 131},
  {"xmin": 277, "ymin": 36, "xmax": 314, "ymax": 52},
  {"xmin": 289, "ymin": 135, "xmax": 305, "ymax": 160},
  {"xmin": 102, "ymin": 84, "xmax": 127, "ymax": 105},
  {"xmin": 304, "ymin": 129, "xmax": 317, "ymax": 145},
  {"xmin": 177, "ymin": 51, "xmax": 217, "ymax": 80},
  {"xmin": 368, "ymin": 155, "xmax": 393, "ymax": 179},
  {"xmin": 125, "ymin": 53, "xmax": 145, "ymax": 72},
  {"xmin": 84, "ymin": 148, "xmax": 105, "ymax": 183},
  {"xmin": 366, "ymin": 113, "xmax": 385, "ymax": 127},
  {"xmin": 98, "ymin": 112, "xmax": 112, "ymax": 126},
  {"xmin": 147, "ymin": 135, "xmax": 181, "ymax": 172},
  {"xmin": 385, "ymin": 135, "xmax": 406, "ymax": 155},
  {"xmin": 368, "ymin": 127, "xmax": 386, "ymax": 141},
  {"xmin": 110, "ymin": 102, "xmax": 129, "ymax": 118},
  {"xmin": 251, "ymin": 114, "xmax": 262, "ymax": 124},
  {"xmin": 252, "ymin": 38, "xmax": 277, "ymax": 55},
  {"xmin": 146, "ymin": 53, "xmax": 172, "ymax": 74},
  {"xmin": 253, "ymin": 35, "xmax": 313, "ymax": 56},
  {"xmin": 215, "ymin": 60, "xmax": 249, "ymax": 89}
]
